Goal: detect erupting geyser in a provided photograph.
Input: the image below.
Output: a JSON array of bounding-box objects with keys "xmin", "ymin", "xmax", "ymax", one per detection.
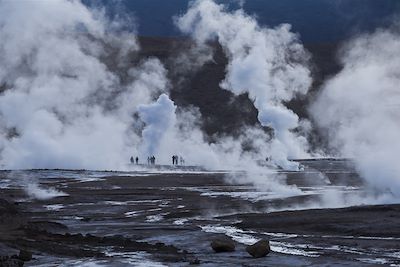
[{"xmin": 138, "ymin": 94, "xmax": 177, "ymax": 159}]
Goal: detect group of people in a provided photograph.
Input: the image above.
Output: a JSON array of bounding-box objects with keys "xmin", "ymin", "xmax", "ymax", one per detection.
[
  {"xmin": 147, "ymin": 156, "xmax": 156, "ymax": 165},
  {"xmin": 129, "ymin": 155, "xmax": 184, "ymax": 166},
  {"xmin": 172, "ymin": 155, "xmax": 184, "ymax": 165},
  {"xmin": 130, "ymin": 156, "xmax": 139, "ymax": 164}
]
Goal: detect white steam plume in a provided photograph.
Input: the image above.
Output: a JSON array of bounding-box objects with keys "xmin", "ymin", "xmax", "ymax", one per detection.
[
  {"xmin": 0, "ymin": 0, "xmax": 167, "ymax": 170},
  {"xmin": 138, "ymin": 94, "xmax": 177, "ymax": 158},
  {"xmin": 311, "ymin": 28, "xmax": 400, "ymax": 199},
  {"xmin": 175, "ymin": 0, "xmax": 312, "ymax": 170}
]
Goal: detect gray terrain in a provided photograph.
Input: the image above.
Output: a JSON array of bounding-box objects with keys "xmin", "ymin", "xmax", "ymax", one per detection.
[{"xmin": 0, "ymin": 159, "xmax": 399, "ymax": 266}]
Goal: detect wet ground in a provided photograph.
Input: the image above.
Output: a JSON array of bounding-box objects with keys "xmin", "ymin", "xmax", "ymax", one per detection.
[{"xmin": 0, "ymin": 159, "xmax": 399, "ymax": 266}]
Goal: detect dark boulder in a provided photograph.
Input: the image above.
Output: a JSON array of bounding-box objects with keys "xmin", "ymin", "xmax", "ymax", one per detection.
[
  {"xmin": 189, "ymin": 258, "xmax": 200, "ymax": 265},
  {"xmin": 18, "ymin": 250, "xmax": 32, "ymax": 262},
  {"xmin": 246, "ymin": 239, "xmax": 270, "ymax": 258},
  {"xmin": 210, "ymin": 237, "xmax": 235, "ymax": 253}
]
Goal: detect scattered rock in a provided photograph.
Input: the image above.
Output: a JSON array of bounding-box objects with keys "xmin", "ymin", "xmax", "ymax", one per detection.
[
  {"xmin": 18, "ymin": 250, "xmax": 32, "ymax": 262},
  {"xmin": 189, "ymin": 258, "xmax": 200, "ymax": 265},
  {"xmin": 246, "ymin": 239, "xmax": 270, "ymax": 258},
  {"xmin": 74, "ymin": 233, "xmax": 84, "ymax": 239},
  {"xmin": 0, "ymin": 199, "xmax": 18, "ymax": 215},
  {"xmin": 210, "ymin": 237, "xmax": 235, "ymax": 253},
  {"xmin": 26, "ymin": 221, "xmax": 68, "ymax": 234},
  {"xmin": 0, "ymin": 255, "xmax": 24, "ymax": 267}
]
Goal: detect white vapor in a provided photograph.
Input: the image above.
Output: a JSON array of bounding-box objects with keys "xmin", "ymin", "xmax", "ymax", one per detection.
[
  {"xmin": 8, "ymin": 171, "xmax": 68, "ymax": 200},
  {"xmin": 25, "ymin": 182, "xmax": 68, "ymax": 201},
  {"xmin": 138, "ymin": 94, "xmax": 177, "ymax": 157},
  {"xmin": 0, "ymin": 0, "xmax": 167, "ymax": 170},
  {"xmin": 175, "ymin": 0, "xmax": 312, "ymax": 170},
  {"xmin": 311, "ymin": 28, "xmax": 400, "ymax": 199}
]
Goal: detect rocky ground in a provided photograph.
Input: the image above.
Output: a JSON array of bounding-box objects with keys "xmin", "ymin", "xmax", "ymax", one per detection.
[{"xmin": 0, "ymin": 160, "xmax": 399, "ymax": 266}]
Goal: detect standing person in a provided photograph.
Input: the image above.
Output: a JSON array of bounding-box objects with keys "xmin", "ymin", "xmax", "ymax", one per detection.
[
  {"xmin": 147, "ymin": 156, "xmax": 150, "ymax": 165},
  {"xmin": 172, "ymin": 155, "xmax": 175, "ymax": 165},
  {"xmin": 130, "ymin": 156, "xmax": 134, "ymax": 164},
  {"xmin": 135, "ymin": 157, "xmax": 139, "ymax": 164},
  {"xmin": 180, "ymin": 156, "xmax": 184, "ymax": 165},
  {"xmin": 153, "ymin": 156, "xmax": 156, "ymax": 165}
]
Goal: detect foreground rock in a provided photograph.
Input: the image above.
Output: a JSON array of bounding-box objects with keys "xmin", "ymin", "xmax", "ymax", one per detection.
[
  {"xmin": 18, "ymin": 250, "xmax": 32, "ymax": 262},
  {"xmin": 246, "ymin": 239, "xmax": 270, "ymax": 258},
  {"xmin": 211, "ymin": 237, "xmax": 235, "ymax": 253},
  {"xmin": 0, "ymin": 254, "xmax": 25, "ymax": 267}
]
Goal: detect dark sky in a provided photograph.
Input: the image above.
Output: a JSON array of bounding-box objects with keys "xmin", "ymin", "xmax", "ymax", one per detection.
[{"xmin": 84, "ymin": 0, "xmax": 400, "ymax": 43}]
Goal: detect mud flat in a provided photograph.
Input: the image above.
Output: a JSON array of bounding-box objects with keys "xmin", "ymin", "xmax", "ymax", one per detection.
[{"xmin": 0, "ymin": 160, "xmax": 399, "ymax": 266}]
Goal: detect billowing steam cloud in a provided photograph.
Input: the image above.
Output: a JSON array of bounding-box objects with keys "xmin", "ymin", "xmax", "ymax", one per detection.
[
  {"xmin": 138, "ymin": 94, "xmax": 177, "ymax": 157},
  {"xmin": 0, "ymin": 0, "xmax": 310, "ymax": 199},
  {"xmin": 0, "ymin": 0, "xmax": 334, "ymax": 203},
  {"xmin": 0, "ymin": 0, "xmax": 280, "ymax": 175},
  {"xmin": 311, "ymin": 28, "xmax": 400, "ymax": 198},
  {"xmin": 0, "ymin": 0, "xmax": 269, "ymax": 173},
  {"xmin": 175, "ymin": 0, "xmax": 312, "ymax": 170},
  {"xmin": 0, "ymin": 0, "xmax": 168, "ymax": 170}
]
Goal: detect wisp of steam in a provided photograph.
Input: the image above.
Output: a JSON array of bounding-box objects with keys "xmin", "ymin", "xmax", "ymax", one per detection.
[{"xmin": 8, "ymin": 171, "xmax": 68, "ymax": 200}]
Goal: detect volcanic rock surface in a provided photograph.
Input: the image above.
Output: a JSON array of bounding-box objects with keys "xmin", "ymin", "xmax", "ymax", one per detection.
[{"xmin": 0, "ymin": 160, "xmax": 399, "ymax": 266}]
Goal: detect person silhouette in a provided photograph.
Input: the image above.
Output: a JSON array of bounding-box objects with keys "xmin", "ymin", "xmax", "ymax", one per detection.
[{"xmin": 135, "ymin": 157, "xmax": 139, "ymax": 164}]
